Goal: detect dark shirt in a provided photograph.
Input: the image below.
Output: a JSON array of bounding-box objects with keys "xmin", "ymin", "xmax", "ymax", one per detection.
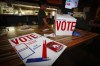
[{"xmin": 37, "ymin": 9, "xmax": 46, "ymax": 25}]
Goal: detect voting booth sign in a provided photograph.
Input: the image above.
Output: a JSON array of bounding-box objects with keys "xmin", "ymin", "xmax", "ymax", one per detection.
[{"xmin": 55, "ymin": 14, "xmax": 77, "ymax": 36}]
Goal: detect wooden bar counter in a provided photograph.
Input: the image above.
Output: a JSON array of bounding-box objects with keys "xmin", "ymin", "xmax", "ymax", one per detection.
[{"xmin": 0, "ymin": 25, "xmax": 99, "ymax": 66}]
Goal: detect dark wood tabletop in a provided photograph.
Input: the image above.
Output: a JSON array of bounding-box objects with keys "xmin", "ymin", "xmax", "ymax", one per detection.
[{"xmin": 0, "ymin": 25, "xmax": 99, "ymax": 66}]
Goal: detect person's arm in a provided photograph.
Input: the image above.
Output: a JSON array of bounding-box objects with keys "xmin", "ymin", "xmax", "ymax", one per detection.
[{"xmin": 43, "ymin": 18, "xmax": 50, "ymax": 27}]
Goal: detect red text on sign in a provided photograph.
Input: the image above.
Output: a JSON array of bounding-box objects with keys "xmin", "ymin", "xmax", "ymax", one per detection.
[
  {"xmin": 10, "ymin": 34, "xmax": 38, "ymax": 44},
  {"xmin": 56, "ymin": 20, "xmax": 76, "ymax": 31}
]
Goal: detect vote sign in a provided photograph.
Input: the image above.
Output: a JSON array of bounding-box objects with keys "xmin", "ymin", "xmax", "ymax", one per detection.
[
  {"xmin": 8, "ymin": 33, "xmax": 67, "ymax": 66},
  {"xmin": 55, "ymin": 14, "xmax": 77, "ymax": 36}
]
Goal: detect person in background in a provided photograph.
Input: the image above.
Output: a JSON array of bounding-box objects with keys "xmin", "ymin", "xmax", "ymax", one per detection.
[
  {"xmin": 47, "ymin": 13, "xmax": 52, "ymax": 24},
  {"xmin": 37, "ymin": 2, "xmax": 50, "ymax": 28},
  {"xmin": 96, "ymin": 6, "xmax": 100, "ymax": 18}
]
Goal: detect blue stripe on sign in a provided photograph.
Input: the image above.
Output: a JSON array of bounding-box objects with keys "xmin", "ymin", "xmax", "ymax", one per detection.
[
  {"xmin": 26, "ymin": 58, "xmax": 50, "ymax": 63},
  {"xmin": 23, "ymin": 52, "xmax": 35, "ymax": 60}
]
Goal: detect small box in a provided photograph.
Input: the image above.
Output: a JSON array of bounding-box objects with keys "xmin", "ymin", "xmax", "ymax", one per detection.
[{"xmin": 55, "ymin": 14, "xmax": 77, "ymax": 36}]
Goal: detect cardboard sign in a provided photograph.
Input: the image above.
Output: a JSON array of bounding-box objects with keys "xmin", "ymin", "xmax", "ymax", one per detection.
[
  {"xmin": 65, "ymin": 0, "xmax": 79, "ymax": 9},
  {"xmin": 8, "ymin": 33, "xmax": 66, "ymax": 66},
  {"xmin": 55, "ymin": 14, "xmax": 77, "ymax": 36}
]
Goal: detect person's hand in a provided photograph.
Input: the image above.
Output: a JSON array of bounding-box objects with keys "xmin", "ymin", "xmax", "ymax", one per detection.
[
  {"xmin": 47, "ymin": 25, "xmax": 51, "ymax": 28},
  {"xmin": 44, "ymin": 24, "xmax": 51, "ymax": 28}
]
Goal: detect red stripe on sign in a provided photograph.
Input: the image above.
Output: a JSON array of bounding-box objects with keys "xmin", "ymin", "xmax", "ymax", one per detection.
[{"xmin": 42, "ymin": 40, "xmax": 47, "ymax": 58}]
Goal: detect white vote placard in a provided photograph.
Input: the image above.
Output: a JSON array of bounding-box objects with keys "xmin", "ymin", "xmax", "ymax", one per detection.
[
  {"xmin": 8, "ymin": 33, "xmax": 67, "ymax": 66},
  {"xmin": 55, "ymin": 14, "xmax": 77, "ymax": 36}
]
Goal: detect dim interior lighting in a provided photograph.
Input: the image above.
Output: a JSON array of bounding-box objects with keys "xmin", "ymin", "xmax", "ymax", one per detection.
[
  {"xmin": 7, "ymin": 27, "xmax": 15, "ymax": 31},
  {"xmin": 13, "ymin": 4, "xmax": 57, "ymax": 11},
  {"xmin": 52, "ymin": 11, "xmax": 55, "ymax": 16},
  {"xmin": 51, "ymin": 24, "xmax": 54, "ymax": 28},
  {"xmin": 47, "ymin": 8, "xmax": 57, "ymax": 10},
  {"xmin": 6, "ymin": 27, "xmax": 16, "ymax": 37}
]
